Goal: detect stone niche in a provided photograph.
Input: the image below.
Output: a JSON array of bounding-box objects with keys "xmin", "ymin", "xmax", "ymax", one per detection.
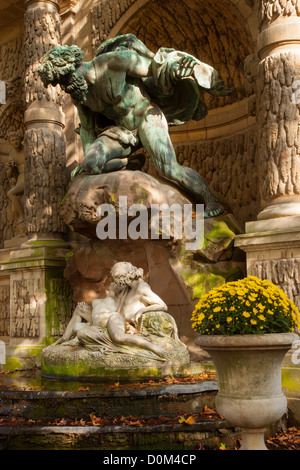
[{"xmin": 60, "ymin": 170, "xmax": 246, "ymax": 361}]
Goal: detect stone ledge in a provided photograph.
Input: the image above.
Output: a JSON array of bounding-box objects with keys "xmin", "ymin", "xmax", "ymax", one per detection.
[{"xmin": 0, "ymin": 420, "xmax": 239, "ymax": 450}]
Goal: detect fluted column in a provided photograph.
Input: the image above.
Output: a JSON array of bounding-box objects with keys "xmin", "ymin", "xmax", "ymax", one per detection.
[{"xmin": 256, "ymin": 1, "xmax": 300, "ymax": 221}]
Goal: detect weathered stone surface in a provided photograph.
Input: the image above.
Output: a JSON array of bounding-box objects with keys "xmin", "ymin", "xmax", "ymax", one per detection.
[
  {"xmin": 260, "ymin": 0, "xmax": 300, "ymax": 27},
  {"xmin": 257, "ymin": 52, "xmax": 300, "ymax": 205},
  {"xmin": 41, "ymin": 335, "xmax": 190, "ymax": 380},
  {"xmin": 60, "ymin": 170, "xmax": 192, "ymax": 238},
  {"xmin": 0, "ymin": 36, "xmax": 25, "ymax": 139},
  {"xmin": 171, "ymin": 127, "xmax": 259, "ymax": 227},
  {"xmin": 24, "ymin": 2, "xmax": 62, "ymax": 106},
  {"xmin": 24, "ymin": 127, "xmax": 67, "ymax": 234},
  {"xmin": 0, "ymin": 285, "xmax": 10, "ymax": 337}
]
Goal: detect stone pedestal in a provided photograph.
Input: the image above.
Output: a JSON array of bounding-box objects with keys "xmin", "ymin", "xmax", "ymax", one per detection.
[
  {"xmin": 235, "ymin": 217, "xmax": 300, "ymax": 308},
  {"xmin": 0, "ymin": 239, "xmax": 73, "ymax": 369}
]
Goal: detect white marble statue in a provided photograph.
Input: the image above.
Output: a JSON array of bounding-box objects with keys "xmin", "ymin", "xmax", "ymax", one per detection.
[{"xmin": 53, "ymin": 261, "xmax": 180, "ymax": 361}]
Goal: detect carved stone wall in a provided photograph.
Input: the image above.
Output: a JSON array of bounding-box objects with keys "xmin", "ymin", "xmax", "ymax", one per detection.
[
  {"xmin": 249, "ymin": 258, "xmax": 300, "ymax": 309},
  {"xmin": 143, "ymin": 125, "xmax": 259, "ymax": 227},
  {"xmin": 10, "ymin": 279, "xmax": 41, "ymax": 338},
  {"xmin": 0, "ymin": 163, "xmax": 19, "ymax": 247},
  {"xmin": 0, "ymin": 36, "xmax": 25, "ymax": 139},
  {"xmin": 91, "ymin": 0, "xmax": 137, "ymax": 47},
  {"xmin": 0, "ymin": 285, "xmax": 10, "ymax": 337}
]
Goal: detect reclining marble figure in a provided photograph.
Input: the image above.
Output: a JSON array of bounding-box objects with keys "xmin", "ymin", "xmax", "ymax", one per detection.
[
  {"xmin": 52, "ymin": 262, "xmax": 181, "ymax": 361},
  {"xmin": 38, "ymin": 34, "xmax": 233, "ymax": 217}
]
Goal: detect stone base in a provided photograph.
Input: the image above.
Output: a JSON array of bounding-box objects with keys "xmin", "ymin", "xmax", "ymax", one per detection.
[
  {"xmin": 0, "ymin": 239, "xmax": 74, "ymax": 370},
  {"xmin": 41, "ymin": 336, "xmax": 191, "ymax": 381}
]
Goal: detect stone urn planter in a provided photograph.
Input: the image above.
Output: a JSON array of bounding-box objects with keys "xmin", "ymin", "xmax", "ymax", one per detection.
[
  {"xmin": 191, "ymin": 275, "xmax": 300, "ymax": 450},
  {"xmin": 195, "ymin": 332, "xmax": 297, "ymax": 450}
]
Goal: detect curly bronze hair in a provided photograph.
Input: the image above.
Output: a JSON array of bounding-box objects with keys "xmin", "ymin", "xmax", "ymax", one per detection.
[{"xmin": 38, "ymin": 45, "xmax": 88, "ymax": 103}]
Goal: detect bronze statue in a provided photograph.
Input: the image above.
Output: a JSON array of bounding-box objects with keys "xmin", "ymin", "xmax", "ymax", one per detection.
[{"xmin": 39, "ymin": 34, "xmax": 233, "ymax": 217}]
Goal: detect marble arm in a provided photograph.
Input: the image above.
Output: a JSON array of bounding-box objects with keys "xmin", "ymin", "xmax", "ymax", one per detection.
[{"xmin": 133, "ymin": 283, "xmax": 168, "ymax": 323}]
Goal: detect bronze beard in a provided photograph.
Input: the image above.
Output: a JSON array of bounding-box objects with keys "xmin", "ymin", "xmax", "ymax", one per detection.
[{"xmin": 61, "ymin": 70, "xmax": 89, "ymax": 104}]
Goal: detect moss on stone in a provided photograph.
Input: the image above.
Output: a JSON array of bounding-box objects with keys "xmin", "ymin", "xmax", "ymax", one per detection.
[
  {"xmin": 180, "ymin": 262, "xmax": 243, "ymax": 300},
  {"xmin": 282, "ymin": 367, "xmax": 300, "ymax": 393}
]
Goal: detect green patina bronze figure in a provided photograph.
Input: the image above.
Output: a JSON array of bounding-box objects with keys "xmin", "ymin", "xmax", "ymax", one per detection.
[{"xmin": 38, "ymin": 34, "xmax": 233, "ymax": 217}]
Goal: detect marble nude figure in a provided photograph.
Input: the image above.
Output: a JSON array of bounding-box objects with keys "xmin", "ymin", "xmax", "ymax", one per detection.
[
  {"xmin": 52, "ymin": 262, "xmax": 180, "ymax": 360},
  {"xmin": 38, "ymin": 34, "xmax": 233, "ymax": 217}
]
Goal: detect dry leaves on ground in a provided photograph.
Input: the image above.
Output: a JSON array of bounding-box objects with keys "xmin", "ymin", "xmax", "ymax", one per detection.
[{"xmin": 267, "ymin": 427, "xmax": 300, "ymax": 450}]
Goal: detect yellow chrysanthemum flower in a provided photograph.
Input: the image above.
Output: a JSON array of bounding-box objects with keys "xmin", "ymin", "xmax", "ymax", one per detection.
[{"xmin": 243, "ymin": 312, "xmax": 250, "ymax": 318}]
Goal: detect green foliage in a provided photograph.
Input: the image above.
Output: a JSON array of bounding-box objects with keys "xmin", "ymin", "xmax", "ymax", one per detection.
[{"xmin": 191, "ymin": 276, "xmax": 300, "ymax": 335}]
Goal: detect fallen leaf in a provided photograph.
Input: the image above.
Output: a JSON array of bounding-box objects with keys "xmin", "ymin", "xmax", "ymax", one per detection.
[
  {"xmin": 178, "ymin": 415, "xmax": 196, "ymax": 425},
  {"xmin": 185, "ymin": 416, "xmax": 196, "ymax": 425}
]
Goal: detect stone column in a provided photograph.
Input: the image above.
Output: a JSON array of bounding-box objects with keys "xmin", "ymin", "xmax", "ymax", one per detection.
[
  {"xmin": 1, "ymin": 0, "xmax": 73, "ymax": 369},
  {"xmin": 24, "ymin": 0, "xmax": 67, "ymax": 239},
  {"xmin": 235, "ymin": 2, "xmax": 300, "ymax": 408},
  {"xmin": 236, "ymin": 2, "xmax": 300, "ymax": 311},
  {"xmin": 256, "ymin": 1, "xmax": 300, "ymax": 222}
]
